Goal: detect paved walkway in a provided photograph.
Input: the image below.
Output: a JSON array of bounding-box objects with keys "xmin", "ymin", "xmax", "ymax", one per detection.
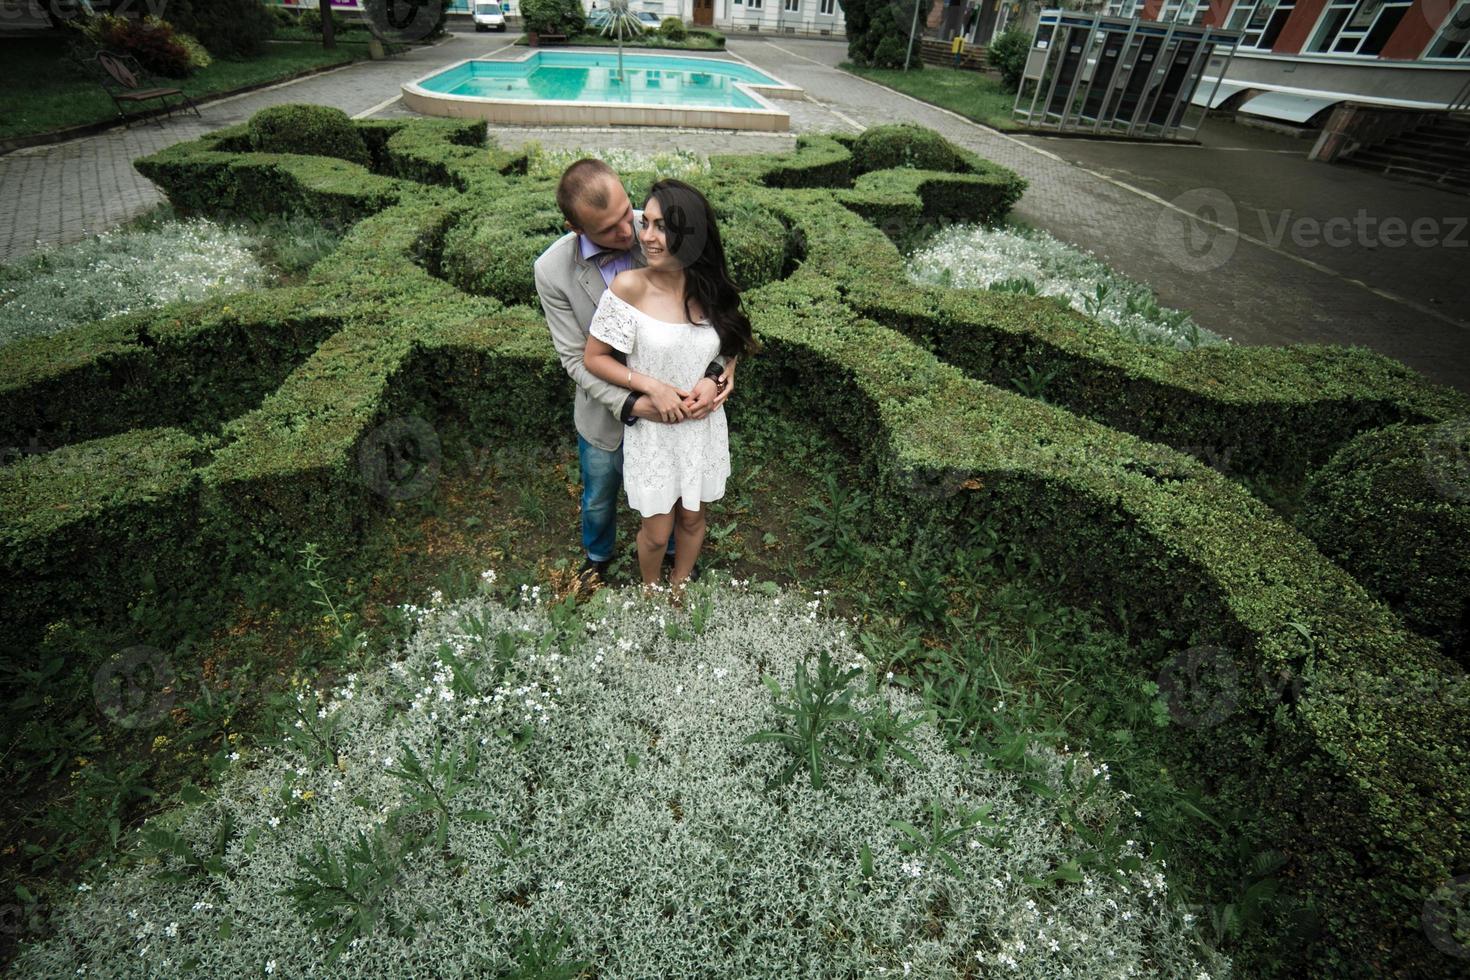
[
  {"xmin": 0, "ymin": 32, "xmax": 518, "ymax": 260},
  {"xmin": 3, "ymin": 31, "xmax": 1465, "ymax": 392},
  {"xmin": 725, "ymin": 38, "xmax": 1470, "ymax": 393}
]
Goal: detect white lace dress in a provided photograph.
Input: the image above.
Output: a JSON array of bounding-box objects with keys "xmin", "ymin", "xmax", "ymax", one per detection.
[{"xmin": 588, "ymin": 289, "xmax": 730, "ymax": 518}]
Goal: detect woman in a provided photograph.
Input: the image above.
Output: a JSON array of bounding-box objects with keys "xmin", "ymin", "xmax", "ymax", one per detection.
[{"xmin": 582, "ymin": 178, "xmax": 760, "ymax": 602}]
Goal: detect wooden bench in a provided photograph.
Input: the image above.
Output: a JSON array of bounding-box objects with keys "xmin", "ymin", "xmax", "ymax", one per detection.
[
  {"xmin": 94, "ymin": 51, "xmax": 201, "ymax": 128},
  {"xmin": 537, "ymin": 32, "xmax": 568, "ymax": 44}
]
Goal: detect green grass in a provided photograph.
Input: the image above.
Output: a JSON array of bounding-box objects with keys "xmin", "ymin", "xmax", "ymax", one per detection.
[
  {"xmin": 839, "ymin": 61, "xmax": 1020, "ymax": 131},
  {"xmin": 0, "ymin": 37, "xmax": 366, "ymax": 141}
]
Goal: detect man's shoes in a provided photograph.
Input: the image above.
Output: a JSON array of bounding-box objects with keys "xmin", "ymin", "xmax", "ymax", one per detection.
[
  {"xmin": 661, "ymin": 553, "xmax": 701, "ymax": 583},
  {"xmin": 578, "ymin": 557, "xmax": 610, "ymax": 586}
]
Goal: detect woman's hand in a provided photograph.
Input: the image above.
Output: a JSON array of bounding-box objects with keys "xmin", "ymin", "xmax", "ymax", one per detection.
[
  {"xmin": 682, "ymin": 377, "xmax": 721, "ymax": 420},
  {"xmin": 649, "ymin": 381, "xmax": 691, "ymax": 423}
]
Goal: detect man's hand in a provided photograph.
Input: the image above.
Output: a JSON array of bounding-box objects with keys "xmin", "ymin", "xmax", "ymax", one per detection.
[
  {"xmin": 629, "ymin": 393, "xmax": 687, "ymax": 423},
  {"xmin": 710, "ymin": 361, "xmax": 736, "ymax": 410}
]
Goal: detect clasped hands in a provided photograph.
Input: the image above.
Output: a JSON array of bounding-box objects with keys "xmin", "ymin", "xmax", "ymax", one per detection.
[{"xmin": 631, "ymin": 367, "xmax": 735, "ymax": 424}]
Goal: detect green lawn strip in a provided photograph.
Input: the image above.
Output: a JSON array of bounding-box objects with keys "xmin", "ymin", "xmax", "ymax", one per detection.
[
  {"xmin": 839, "ymin": 61, "xmax": 1020, "ymax": 131},
  {"xmin": 0, "ymin": 38, "xmax": 363, "ymax": 141}
]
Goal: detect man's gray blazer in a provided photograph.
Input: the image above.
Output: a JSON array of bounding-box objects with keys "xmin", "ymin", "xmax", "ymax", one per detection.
[{"xmin": 533, "ymin": 210, "xmax": 726, "ymax": 452}]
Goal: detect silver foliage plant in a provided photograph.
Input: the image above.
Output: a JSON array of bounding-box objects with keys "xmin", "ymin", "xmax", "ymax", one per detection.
[
  {"xmin": 17, "ymin": 576, "xmax": 1230, "ymax": 978},
  {"xmin": 906, "ymin": 223, "xmax": 1228, "ymax": 351},
  {"xmin": 0, "ymin": 218, "xmax": 266, "ymax": 347}
]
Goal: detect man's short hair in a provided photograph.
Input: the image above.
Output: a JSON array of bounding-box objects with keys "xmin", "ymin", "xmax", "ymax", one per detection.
[{"xmin": 556, "ymin": 159, "xmax": 619, "ymax": 227}]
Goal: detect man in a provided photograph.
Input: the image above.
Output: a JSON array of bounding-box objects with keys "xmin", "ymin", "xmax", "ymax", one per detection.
[{"xmin": 533, "ymin": 159, "xmax": 733, "ymax": 586}]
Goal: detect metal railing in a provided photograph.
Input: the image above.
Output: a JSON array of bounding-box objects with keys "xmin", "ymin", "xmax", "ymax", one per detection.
[{"xmin": 1451, "ymin": 77, "xmax": 1470, "ymax": 113}]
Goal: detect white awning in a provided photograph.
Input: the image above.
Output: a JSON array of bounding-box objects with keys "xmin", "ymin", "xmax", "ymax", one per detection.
[
  {"xmin": 1236, "ymin": 90, "xmax": 1341, "ymax": 124},
  {"xmin": 1190, "ymin": 80, "xmax": 1249, "ymax": 108}
]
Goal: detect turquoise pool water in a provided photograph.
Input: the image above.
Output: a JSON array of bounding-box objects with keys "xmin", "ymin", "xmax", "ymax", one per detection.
[{"xmin": 417, "ymin": 52, "xmax": 783, "ymax": 109}]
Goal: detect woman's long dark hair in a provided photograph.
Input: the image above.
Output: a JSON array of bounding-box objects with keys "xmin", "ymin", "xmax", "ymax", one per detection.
[{"xmin": 645, "ymin": 179, "xmax": 761, "ymax": 361}]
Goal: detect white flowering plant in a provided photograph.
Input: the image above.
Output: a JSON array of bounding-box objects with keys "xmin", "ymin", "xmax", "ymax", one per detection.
[
  {"xmin": 0, "ymin": 217, "xmax": 266, "ymax": 347},
  {"xmin": 907, "ymin": 223, "xmax": 1227, "ymax": 351},
  {"xmin": 16, "ymin": 576, "xmax": 1229, "ymax": 978}
]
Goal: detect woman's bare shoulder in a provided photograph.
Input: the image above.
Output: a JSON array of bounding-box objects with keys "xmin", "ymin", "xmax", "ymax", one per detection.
[{"xmin": 609, "ymin": 268, "xmax": 646, "ymax": 303}]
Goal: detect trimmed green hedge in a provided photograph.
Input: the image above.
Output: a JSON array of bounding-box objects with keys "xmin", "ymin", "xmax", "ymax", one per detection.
[
  {"xmin": 850, "ymin": 122, "xmax": 965, "ymax": 174},
  {"xmin": 4, "ymin": 108, "xmax": 1470, "ymax": 977},
  {"xmin": 843, "ymin": 275, "xmax": 1470, "ymax": 486},
  {"xmin": 1297, "ymin": 421, "xmax": 1470, "ymax": 665},
  {"xmin": 246, "ymin": 103, "xmax": 371, "ymax": 168},
  {"xmin": 1, "ymin": 427, "xmax": 215, "ymax": 648},
  {"xmin": 0, "ymin": 286, "xmax": 346, "ymax": 451}
]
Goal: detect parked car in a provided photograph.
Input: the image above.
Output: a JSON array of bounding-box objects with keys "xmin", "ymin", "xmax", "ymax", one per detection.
[
  {"xmin": 473, "ymin": 1, "xmax": 507, "ymax": 31},
  {"xmin": 587, "ymin": 9, "xmax": 664, "ymax": 31}
]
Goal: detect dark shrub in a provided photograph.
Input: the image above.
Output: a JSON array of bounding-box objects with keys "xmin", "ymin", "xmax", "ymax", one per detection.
[
  {"xmin": 1297, "ymin": 421, "xmax": 1470, "ymax": 664},
  {"xmin": 90, "ymin": 14, "xmax": 195, "ymax": 77},
  {"xmin": 165, "ymin": 0, "xmax": 276, "ymax": 59},
  {"xmin": 659, "ymin": 16, "xmax": 687, "ymax": 39},
  {"xmin": 247, "ymin": 104, "xmax": 373, "ymax": 168},
  {"xmin": 520, "ymin": 0, "xmax": 584, "ymax": 35},
  {"xmin": 850, "ymin": 123, "xmax": 962, "ymax": 175},
  {"xmin": 988, "ymin": 26, "xmax": 1030, "ymax": 91},
  {"xmin": 299, "ymin": 6, "xmax": 355, "ymax": 35}
]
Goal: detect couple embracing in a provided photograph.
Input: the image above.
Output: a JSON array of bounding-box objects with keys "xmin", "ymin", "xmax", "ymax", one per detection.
[{"xmin": 534, "ymin": 159, "xmax": 760, "ymax": 602}]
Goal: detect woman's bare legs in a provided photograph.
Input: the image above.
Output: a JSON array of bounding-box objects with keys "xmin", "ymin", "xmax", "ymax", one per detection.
[
  {"xmin": 636, "ymin": 511, "xmax": 676, "ymax": 587},
  {"xmin": 670, "ymin": 500, "xmax": 706, "ymax": 589}
]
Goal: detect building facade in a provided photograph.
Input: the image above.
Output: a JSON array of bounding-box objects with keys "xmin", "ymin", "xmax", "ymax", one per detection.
[{"xmin": 1098, "ymin": 0, "xmax": 1469, "ymax": 109}]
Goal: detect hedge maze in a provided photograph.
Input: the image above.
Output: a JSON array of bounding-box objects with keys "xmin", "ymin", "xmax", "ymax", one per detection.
[{"xmin": 3, "ymin": 110, "xmax": 1469, "ymax": 976}]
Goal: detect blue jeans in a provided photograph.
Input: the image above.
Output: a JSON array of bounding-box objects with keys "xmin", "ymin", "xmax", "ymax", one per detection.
[{"xmin": 578, "ymin": 432, "xmax": 675, "ymax": 563}]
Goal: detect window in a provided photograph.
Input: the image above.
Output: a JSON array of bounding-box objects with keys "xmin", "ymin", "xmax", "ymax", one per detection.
[
  {"xmin": 1106, "ymin": 0, "xmax": 1143, "ymax": 16},
  {"xmin": 784, "ymin": 0, "xmax": 798, "ymax": 10},
  {"xmin": 1306, "ymin": 0, "xmax": 1413, "ymax": 55},
  {"xmin": 1158, "ymin": 0, "xmax": 1208, "ymax": 22},
  {"xmin": 819, "ymin": 0, "xmax": 834, "ymax": 13},
  {"xmin": 1425, "ymin": 0, "xmax": 1470, "ymax": 58},
  {"xmin": 748, "ymin": 0, "xmax": 762, "ymax": 9},
  {"xmin": 1225, "ymin": 0, "xmax": 1296, "ymax": 49}
]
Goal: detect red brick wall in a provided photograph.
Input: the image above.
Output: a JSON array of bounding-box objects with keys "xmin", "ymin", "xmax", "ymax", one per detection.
[
  {"xmin": 1273, "ymin": 0, "xmax": 1329, "ymax": 53},
  {"xmin": 1379, "ymin": 0, "xmax": 1441, "ymax": 58}
]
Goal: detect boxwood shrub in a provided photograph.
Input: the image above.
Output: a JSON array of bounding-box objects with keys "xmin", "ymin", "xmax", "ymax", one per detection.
[
  {"xmin": 246, "ymin": 104, "xmax": 372, "ymax": 168},
  {"xmin": 1297, "ymin": 421, "xmax": 1470, "ymax": 664}
]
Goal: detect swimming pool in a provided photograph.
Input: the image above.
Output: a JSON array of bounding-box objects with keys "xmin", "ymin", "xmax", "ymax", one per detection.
[{"xmin": 402, "ymin": 50, "xmax": 803, "ymax": 131}]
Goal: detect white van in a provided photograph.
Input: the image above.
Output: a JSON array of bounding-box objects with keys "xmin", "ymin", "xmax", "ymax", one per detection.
[{"xmin": 473, "ymin": 1, "xmax": 507, "ymax": 31}]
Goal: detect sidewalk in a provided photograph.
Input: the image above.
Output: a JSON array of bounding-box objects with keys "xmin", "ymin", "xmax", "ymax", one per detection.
[
  {"xmin": 0, "ymin": 30, "xmax": 517, "ymax": 264},
  {"xmin": 727, "ymin": 37, "xmax": 1470, "ymax": 394}
]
